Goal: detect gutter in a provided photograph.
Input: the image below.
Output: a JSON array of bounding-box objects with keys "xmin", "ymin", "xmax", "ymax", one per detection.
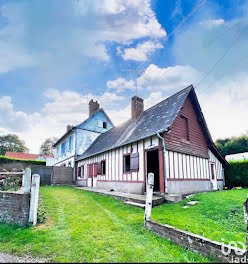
[{"xmin": 157, "ymin": 129, "xmax": 170, "ymax": 194}]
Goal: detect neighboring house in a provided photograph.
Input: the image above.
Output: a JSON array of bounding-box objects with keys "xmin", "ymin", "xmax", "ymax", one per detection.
[
  {"xmin": 52, "ymin": 99, "xmax": 114, "ymax": 168},
  {"xmin": 75, "ymin": 85, "xmax": 227, "ymax": 195},
  {"xmin": 226, "ymin": 152, "xmax": 248, "ymax": 161},
  {"xmin": 5, "ymin": 152, "xmax": 54, "ymax": 164}
]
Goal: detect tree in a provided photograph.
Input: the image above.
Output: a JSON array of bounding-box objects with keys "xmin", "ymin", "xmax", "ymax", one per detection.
[
  {"xmin": 40, "ymin": 137, "xmax": 58, "ymax": 155},
  {"xmin": 215, "ymin": 135, "xmax": 248, "ymax": 156},
  {"xmin": 0, "ymin": 134, "xmax": 29, "ymax": 156}
]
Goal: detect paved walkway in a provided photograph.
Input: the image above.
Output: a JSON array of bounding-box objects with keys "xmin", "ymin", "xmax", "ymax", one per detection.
[
  {"xmin": 0, "ymin": 252, "xmax": 47, "ymax": 263},
  {"xmin": 74, "ymin": 186, "xmax": 164, "ymax": 206}
]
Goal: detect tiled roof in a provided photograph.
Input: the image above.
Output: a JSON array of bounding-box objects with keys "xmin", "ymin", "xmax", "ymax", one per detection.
[
  {"xmin": 78, "ymin": 85, "xmax": 193, "ymax": 160},
  {"xmin": 5, "ymin": 152, "xmax": 54, "ymax": 160}
]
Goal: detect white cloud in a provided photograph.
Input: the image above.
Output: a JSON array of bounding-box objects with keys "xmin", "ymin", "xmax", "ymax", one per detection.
[
  {"xmin": 119, "ymin": 41, "xmax": 163, "ymax": 61},
  {"xmin": 199, "ymin": 19, "xmax": 225, "ymax": 29},
  {"xmin": 107, "ymin": 78, "xmax": 136, "ymax": 93},
  {"xmin": 0, "ymin": 0, "xmax": 166, "ymax": 74},
  {"xmin": 0, "ymin": 96, "xmax": 40, "ymax": 132},
  {"xmin": 198, "ymin": 76, "xmax": 248, "ymax": 140},
  {"xmin": 138, "ymin": 64, "xmax": 203, "ymax": 91}
]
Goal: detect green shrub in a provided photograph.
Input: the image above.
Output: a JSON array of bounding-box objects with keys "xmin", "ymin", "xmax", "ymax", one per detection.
[
  {"xmin": 0, "ymin": 173, "xmax": 22, "ymax": 191},
  {"xmin": 37, "ymin": 194, "xmax": 46, "ymax": 223},
  {"xmin": 0, "ymin": 155, "xmax": 45, "ymax": 166},
  {"xmin": 225, "ymin": 160, "xmax": 248, "ymax": 188}
]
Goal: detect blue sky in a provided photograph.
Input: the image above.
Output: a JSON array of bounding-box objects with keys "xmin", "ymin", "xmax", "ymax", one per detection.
[{"xmin": 0, "ymin": 0, "xmax": 247, "ymax": 152}]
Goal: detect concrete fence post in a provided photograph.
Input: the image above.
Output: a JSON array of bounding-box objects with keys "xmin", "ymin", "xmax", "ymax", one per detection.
[
  {"xmin": 23, "ymin": 168, "xmax": 32, "ymax": 193},
  {"xmin": 28, "ymin": 174, "xmax": 40, "ymax": 226},
  {"xmin": 144, "ymin": 173, "xmax": 154, "ymax": 225}
]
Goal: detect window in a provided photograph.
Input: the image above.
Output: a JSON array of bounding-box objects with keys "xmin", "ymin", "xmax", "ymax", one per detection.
[
  {"xmin": 101, "ymin": 160, "xmax": 106, "ymax": 175},
  {"xmin": 68, "ymin": 162, "xmax": 71, "ymax": 167},
  {"xmin": 81, "ymin": 165, "xmax": 84, "ymax": 177},
  {"xmin": 98, "ymin": 120, "xmax": 107, "ymax": 129},
  {"xmin": 211, "ymin": 164, "xmax": 215, "ymax": 180},
  {"xmin": 123, "ymin": 153, "xmax": 139, "ymax": 173},
  {"xmin": 56, "ymin": 146, "xmax": 60, "ymax": 156},
  {"xmin": 78, "ymin": 166, "xmax": 81, "ymax": 178},
  {"xmin": 124, "ymin": 155, "xmax": 131, "ymax": 173},
  {"xmin": 179, "ymin": 115, "xmax": 189, "ymax": 141},
  {"xmin": 68, "ymin": 135, "xmax": 73, "ymax": 151},
  {"xmin": 61, "ymin": 141, "xmax": 66, "ymax": 155}
]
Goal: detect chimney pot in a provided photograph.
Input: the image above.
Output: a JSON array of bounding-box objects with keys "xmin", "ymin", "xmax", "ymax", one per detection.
[
  {"xmin": 67, "ymin": 125, "xmax": 72, "ymax": 132},
  {"xmin": 131, "ymin": 96, "xmax": 144, "ymax": 122},
  {"xmin": 89, "ymin": 99, "xmax": 100, "ymax": 117}
]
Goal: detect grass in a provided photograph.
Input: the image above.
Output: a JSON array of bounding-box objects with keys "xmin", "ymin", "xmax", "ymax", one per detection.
[
  {"xmin": 152, "ymin": 189, "xmax": 247, "ymax": 247},
  {"xmin": 0, "ymin": 186, "xmax": 211, "ymax": 263}
]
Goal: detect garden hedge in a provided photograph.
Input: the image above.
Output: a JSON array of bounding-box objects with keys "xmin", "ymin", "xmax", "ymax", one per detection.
[
  {"xmin": 225, "ymin": 160, "xmax": 248, "ymax": 188},
  {"xmin": 0, "ymin": 155, "xmax": 46, "ymax": 166}
]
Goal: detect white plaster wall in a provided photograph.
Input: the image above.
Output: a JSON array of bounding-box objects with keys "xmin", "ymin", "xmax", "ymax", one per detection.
[
  {"xmin": 165, "ymin": 149, "xmax": 223, "ymax": 181},
  {"xmin": 77, "ymin": 138, "xmax": 161, "ymax": 188}
]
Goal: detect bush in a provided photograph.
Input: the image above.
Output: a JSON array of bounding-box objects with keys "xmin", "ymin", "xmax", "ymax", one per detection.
[
  {"xmin": 37, "ymin": 194, "xmax": 47, "ymax": 223},
  {"xmin": 0, "ymin": 155, "xmax": 45, "ymax": 167},
  {"xmin": 0, "ymin": 169, "xmax": 22, "ymax": 191},
  {"xmin": 225, "ymin": 160, "xmax": 248, "ymax": 188}
]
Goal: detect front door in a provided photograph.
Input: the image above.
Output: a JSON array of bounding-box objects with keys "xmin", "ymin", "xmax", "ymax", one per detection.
[
  {"xmin": 210, "ymin": 163, "xmax": 217, "ymax": 190},
  {"xmin": 146, "ymin": 149, "xmax": 160, "ymax": 192}
]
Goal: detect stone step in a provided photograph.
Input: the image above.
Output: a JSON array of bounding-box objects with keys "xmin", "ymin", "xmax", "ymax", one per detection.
[
  {"xmin": 164, "ymin": 194, "xmax": 183, "ymax": 203},
  {"xmin": 124, "ymin": 201, "xmax": 146, "ymax": 209}
]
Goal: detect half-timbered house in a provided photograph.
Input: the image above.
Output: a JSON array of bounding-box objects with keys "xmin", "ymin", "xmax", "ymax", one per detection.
[{"xmin": 75, "ymin": 85, "xmax": 227, "ymax": 195}]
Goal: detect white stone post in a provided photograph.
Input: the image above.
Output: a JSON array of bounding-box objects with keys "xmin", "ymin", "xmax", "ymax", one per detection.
[
  {"xmin": 29, "ymin": 174, "xmax": 40, "ymax": 226},
  {"xmin": 23, "ymin": 168, "xmax": 32, "ymax": 193},
  {"xmin": 144, "ymin": 173, "xmax": 154, "ymax": 225}
]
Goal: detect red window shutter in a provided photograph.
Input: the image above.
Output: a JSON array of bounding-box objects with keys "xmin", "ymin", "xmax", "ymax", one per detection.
[
  {"xmin": 92, "ymin": 163, "xmax": 97, "ymax": 177},
  {"xmin": 97, "ymin": 162, "xmax": 102, "ymax": 175},
  {"xmin": 88, "ymin": 164, "xmax": 93, "ymax": 178},
  {"xmin": 130, "ymin": 153, "xmax": 139, "ymax": 171}
]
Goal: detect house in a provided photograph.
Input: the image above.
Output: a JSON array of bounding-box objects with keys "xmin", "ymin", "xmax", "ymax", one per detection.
[
  {"xmin": 75, "ymin": 85, "xmax": 227, "ymax": 195},
  {"xmin": 226, "ymin": 152, "xmax": 248, "ymax": 161},
  {"xmin": 5, "ymin": 152, "xmax": 54, "ymax": 163},
  {"xmin": 52, "ymin": 99, "xmax": 114, "ymax": 168}
]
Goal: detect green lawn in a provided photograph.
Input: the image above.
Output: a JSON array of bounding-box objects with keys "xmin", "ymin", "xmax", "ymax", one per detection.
[
  {"xmin": 152, "ymin": 189, "xmax": 247, "ymax": 246},
  {"xmin": 0, "ymin": 186, "xmax": 211, "ymax": 263}
]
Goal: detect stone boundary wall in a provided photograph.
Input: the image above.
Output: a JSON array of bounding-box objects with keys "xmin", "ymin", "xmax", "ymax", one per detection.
[
  {"xmin": 0, "ymin": 191, "xmax": 30, "ymax": 225},
  {"xmin": 145, "ymin": 220, "xmax": 246, "ymax": 262}
]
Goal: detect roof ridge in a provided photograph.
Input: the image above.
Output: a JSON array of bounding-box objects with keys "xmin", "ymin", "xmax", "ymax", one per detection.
[{"xmin": 142, "ymin": 84, "xmax": 193, "ymax": 114}]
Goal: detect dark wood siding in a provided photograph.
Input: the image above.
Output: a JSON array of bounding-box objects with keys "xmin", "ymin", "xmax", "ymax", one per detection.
[{"xmin": 164, "ymin": 97, "xmax": 209, "ymax": 158}]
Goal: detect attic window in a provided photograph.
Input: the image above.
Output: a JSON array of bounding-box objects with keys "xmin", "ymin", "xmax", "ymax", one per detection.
[
  {"xmin": 103, "ymin": 122, "xmax": 107, "ymax": 129},
  {"xmin": 180, "ymin": 115, "xmax": 189, "ymax": 141}
]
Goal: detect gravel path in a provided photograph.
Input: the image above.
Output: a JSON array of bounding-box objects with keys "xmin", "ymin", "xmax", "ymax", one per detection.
[{"xmin": 0, "ymin": 252, "xmax": 48, "ymax": 263}]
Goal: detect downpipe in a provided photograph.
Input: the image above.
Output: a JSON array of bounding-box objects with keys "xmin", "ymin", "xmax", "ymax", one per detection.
[{"xmin": 157, "ymin": 131, "xmax": 168, "ymax": 194}]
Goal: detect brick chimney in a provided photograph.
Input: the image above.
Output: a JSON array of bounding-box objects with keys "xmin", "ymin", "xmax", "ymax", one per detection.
[
  {"xmin": 67, "ymin": 125, "xmax": 72, "ymax": 132},
  {"xmin": 131, "ymin": 96, "xmax": 144, "ymax": 122},
  {"xmin": 89, "ymin": 99, "xmax": 100, "ymax": 117}
]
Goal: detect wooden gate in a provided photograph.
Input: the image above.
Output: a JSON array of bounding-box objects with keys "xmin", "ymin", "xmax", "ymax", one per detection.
[{"xmin": 52, "ymin": 166, "xmax": 73, "ymax": 185}]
